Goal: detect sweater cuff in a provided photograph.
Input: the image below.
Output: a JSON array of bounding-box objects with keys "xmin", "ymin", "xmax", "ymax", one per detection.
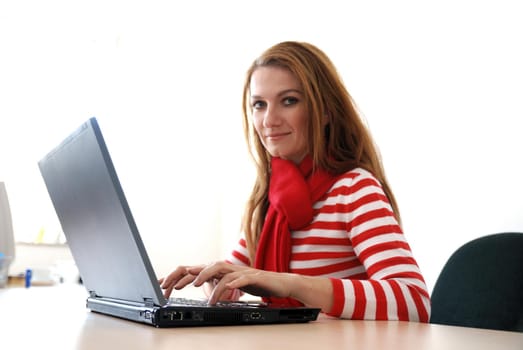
[{"xmin": 326, "ymin": 278, "xmax": 345, "ymax": 317}]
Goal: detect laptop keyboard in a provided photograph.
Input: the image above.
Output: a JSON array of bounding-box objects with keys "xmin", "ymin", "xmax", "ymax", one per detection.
[
  {"xmin": 169, "ymin": 297, "xmax": 267, "ymax": 308},
  {"xmin": 169, "ymin": 297, "xmax": 209, "ymax": 306}
]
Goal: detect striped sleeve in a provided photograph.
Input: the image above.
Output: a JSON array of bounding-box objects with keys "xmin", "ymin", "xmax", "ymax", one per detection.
[
  {"xmin": 325, "ymin": 169, "xmax": 430, "ymax": 322},
  {"xmin": 226, "ymin": 237, "xmax": 251, "ymax": 266}
]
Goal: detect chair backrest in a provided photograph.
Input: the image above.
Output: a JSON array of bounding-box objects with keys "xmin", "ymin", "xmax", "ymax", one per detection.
[{"xmin": 430, "ymin": 232, "xmax": 523, "ymax": 332}]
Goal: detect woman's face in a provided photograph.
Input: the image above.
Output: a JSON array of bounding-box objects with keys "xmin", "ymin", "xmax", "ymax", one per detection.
[{"xmin": 250, "ymin": 66, "xmax": 309, "ymax": 164}]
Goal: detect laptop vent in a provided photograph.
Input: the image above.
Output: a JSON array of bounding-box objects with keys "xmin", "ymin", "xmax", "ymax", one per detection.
[{"xmin": 203, "ymin": 311, "xmax": 243, "ymax": 323}]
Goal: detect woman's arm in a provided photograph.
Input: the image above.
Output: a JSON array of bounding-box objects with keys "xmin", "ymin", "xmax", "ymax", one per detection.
[{"xmin": 190, "ymin": 263, "xmax": 334, "ymax": 312}]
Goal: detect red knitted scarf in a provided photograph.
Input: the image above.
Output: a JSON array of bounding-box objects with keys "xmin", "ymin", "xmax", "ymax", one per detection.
[{"xmin": 254, "ymin": 156, "xmax": 339, "ymax": 306}]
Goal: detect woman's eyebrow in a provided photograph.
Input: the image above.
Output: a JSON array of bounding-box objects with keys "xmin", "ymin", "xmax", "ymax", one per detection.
[
  {"xmin": 277, "ymin": 89, "xmax": 302, "ymax": 97},
  {"xmin": 250, "ymin": 89, "xmax": 303, "ymax": 100}
]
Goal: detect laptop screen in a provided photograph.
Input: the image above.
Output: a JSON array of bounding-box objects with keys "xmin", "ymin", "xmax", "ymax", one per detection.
[{"xmin": 38, "ymin": 118, "xmax": 167, "ymax": 306}]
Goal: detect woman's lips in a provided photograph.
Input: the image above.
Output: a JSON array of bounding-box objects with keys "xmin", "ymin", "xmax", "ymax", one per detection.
[{"xmin": 265, "ymin": 132, "xmax": 290, "ymax": 141}]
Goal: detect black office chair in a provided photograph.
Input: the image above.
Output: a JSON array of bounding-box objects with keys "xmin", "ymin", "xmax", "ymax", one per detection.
[{"xmin": 430, "ymin": 232, "xmax": 523, "ymax": 332}]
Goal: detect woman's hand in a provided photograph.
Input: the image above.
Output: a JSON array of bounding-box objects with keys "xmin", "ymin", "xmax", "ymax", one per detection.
[
  {"xmin": 158, "ymin": 265, "xmax": 205, "ymax": 299},
  {"xmin": 158, "ymin": 263, "xmax": 244, "ymax": 301},
  {"xmin": 190, "ymin": 261, "xmax": 296, "ymax": 305}
]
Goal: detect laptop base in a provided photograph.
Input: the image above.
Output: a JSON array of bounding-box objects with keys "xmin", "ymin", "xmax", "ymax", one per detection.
[{"xmin": 87, "ymin": 297, "xmax": 320, "ymax": 327}]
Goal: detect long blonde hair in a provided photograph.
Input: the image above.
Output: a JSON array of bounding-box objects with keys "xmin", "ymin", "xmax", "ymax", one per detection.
[{"xmin": 241, "ymin": 41, "xmax": 400, "ymax": 262}]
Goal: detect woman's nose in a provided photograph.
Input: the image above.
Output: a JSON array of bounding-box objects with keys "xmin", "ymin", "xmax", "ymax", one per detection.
[{"xmin": 263, "ymin": 106, "xmax": 282, "ymax": 128}]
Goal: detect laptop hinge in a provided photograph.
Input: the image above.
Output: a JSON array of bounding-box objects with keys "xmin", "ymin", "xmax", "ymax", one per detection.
[
  {"xmin": 89, "ymin": 290, "xmax": 98, "ymax": 298},
  {"xmin": 143, "ymin": 298, "xmax": 155, "ymax": 307}
]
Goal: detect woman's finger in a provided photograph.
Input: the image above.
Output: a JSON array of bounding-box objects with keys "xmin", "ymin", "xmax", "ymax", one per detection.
[
  {"xmin": 207, "ymin": 273, "xmax": 239, "ymax": 304},
  {"xmin": 163, "ymin": 285, "xmax": 175, "ymax": 299},
  {"xmin": 160, "ymin": 265, "xmax": 189, "ymax": 288},
  {"xmin": 187, "ymin": 265, "xmax": 205, "ymax": 275},
  {"xmin": 192, "ymin": 261, "xmax": 234, "ymax": 286},
  {"xmin": 174, "ymin": 272, "xmax": 197, "ymax": 289}
]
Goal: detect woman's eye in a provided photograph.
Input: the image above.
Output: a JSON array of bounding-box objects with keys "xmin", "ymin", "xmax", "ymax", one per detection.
[
  {"xmin": 252, "ymin": 101, "xmax": 266, "ymax": 109},
  {"xmin": 283, "ymin": 97, "xmax": 299, "ymax": 106}
]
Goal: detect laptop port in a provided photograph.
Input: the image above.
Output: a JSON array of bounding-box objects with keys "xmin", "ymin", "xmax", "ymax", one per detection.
[
  {"xmin": 162, "ymin": 311, "xmax": 183, "ymax": 321},
  {"xmin": 250, "ymin": 312, "xmax": 262, "ymax": 320}
]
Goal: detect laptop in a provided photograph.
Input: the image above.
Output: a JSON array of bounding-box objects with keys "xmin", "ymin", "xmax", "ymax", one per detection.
[{"xmin": 38, "ymin": 117, "xmax": 320, "ymax": 327}]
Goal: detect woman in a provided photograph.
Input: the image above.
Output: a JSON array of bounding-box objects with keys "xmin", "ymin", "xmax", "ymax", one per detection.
[{"xmin": 160, "ymin": 41, "xmax": 430, "ymax": 322}]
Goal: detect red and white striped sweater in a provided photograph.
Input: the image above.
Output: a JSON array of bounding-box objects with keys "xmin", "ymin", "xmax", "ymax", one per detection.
[{"xmin": 227, "ymin": 168, "xmax": 431, "ymax": 322}]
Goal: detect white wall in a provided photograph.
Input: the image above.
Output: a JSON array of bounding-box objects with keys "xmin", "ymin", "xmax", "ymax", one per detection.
[{"xmin": 1, "ymin": 1, "xmax": 522, "ymax": 293}]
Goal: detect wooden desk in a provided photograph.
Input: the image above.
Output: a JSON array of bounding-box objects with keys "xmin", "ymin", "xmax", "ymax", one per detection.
[{"xmin": 1, "ymin": 284, "xmax": 521, "ymax": 350}]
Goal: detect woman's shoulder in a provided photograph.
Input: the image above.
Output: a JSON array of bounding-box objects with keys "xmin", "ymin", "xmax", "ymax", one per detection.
[
  {"xmin": 319, "ymin": 168, "xmax": 387, "ymax": 208},
  {"xmin": 334, "ymin": 167, "xmax": 381, "ymax": 185},
  {"xmin": 328, "ymin": 167, "xmax": 385, "ymax": 195}
]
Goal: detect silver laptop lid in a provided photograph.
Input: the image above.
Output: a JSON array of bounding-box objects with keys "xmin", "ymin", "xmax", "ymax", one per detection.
[{"xmin": 38, "ymin": 117, "xmax": 167, "ymax": 306}]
